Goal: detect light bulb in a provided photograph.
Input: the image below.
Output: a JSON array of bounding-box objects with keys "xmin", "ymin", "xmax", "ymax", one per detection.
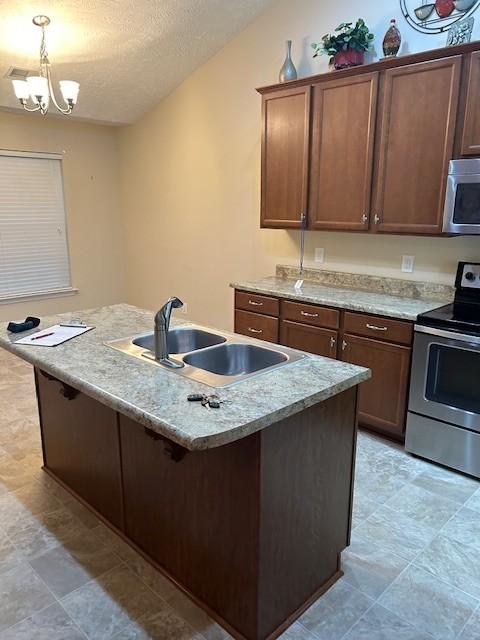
[
  {"xmin": 12, "ymin": 80, "xmax": 30, "ymax": 100},
  {"xmin": 59, "ymin": 80, "xmax": 80, "ymax": 105},
  {"xmin": 26, "ymin": 76, "xmax": 48, "ymax": 104}
]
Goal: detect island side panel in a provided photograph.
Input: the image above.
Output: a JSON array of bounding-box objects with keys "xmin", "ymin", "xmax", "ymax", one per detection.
[
  {"xmin": 257, "ymin": 387, "xmax": 358, "ymax": 640},
  {"xmin": 35, "ymin": 368, "xmax": 124, "ymax": 529},
  {"xmin": 119, "ymin": 417, "xmax": 262, "ymax": 640}
]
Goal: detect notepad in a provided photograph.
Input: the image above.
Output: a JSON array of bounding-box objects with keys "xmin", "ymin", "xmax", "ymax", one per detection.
[{"xmin": 15, "ymin": 324, "xmax": 94, "ymax": 347}]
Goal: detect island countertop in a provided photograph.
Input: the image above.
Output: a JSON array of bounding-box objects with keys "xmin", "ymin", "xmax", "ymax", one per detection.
[{"xmin": 0, "ymin": 304, "xmax": 369, "ymax": 451}]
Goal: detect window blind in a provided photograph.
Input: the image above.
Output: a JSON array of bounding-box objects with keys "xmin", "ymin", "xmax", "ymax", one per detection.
[{"xmin": 0, "ymin": 150, "xmax": 71, "ymax": 299}]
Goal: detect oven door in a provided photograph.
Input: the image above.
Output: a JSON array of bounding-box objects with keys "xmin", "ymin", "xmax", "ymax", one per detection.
[
  {"xmin": 409, "ymin": 326, "xmax": 480, "ymax": 432},
  {"xmin": 443, "ymin": 173, "xmax": 480, "ymax": 234}
]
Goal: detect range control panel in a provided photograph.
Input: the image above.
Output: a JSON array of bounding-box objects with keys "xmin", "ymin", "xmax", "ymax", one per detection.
[{"xmin": 461, "ymin": 263, "xmax": 480, "ymax": 289}]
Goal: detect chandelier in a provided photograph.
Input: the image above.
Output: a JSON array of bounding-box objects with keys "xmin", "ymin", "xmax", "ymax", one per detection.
[{"xmin": 11, "ymin": 15, "xmax": 80, "ymax": 115}]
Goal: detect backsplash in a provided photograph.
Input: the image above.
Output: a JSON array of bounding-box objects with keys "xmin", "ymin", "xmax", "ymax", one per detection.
[{"xmin": 275, "ymin": 265, "xmax": 455, "ymax": 302}]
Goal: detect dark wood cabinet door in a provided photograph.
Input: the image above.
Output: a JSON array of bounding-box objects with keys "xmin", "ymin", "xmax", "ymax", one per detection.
[
  {"xmin": 341, "ymin": 335, "xmax": 411, "ymax": 438},
  {"xmin": 373, "ymin": 57, "xmax": 462, "ymax": 234},
  {"xmin": 119, "ymin": 416, "xmax": 261, "ymax": 638},
  {"xmin": 461, "ymin": 52, "xmax": 480, "ymax": 156},
  {"xmin": 280, "ymin": 320, "xmax": 338, "ymax": 358},
  {"xmin": 261, "ymin": 86, "xmax": 311, "ymax": 228},
  {"xmin": 235, "ymin": 309, "xmax": 279, "ymax": 343},
  {"xmin": 309, "ymin": 73, "xmax": 378, "ymax": 231},
  {"xmin": 35, "ymin": 369, "xmax": 123, "ymax": 528}
]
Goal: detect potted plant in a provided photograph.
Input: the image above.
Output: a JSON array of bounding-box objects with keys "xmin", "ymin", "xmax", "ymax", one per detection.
[{"xmin": 312, "ymin": 19, "xmax": 375, "ymax": 70}]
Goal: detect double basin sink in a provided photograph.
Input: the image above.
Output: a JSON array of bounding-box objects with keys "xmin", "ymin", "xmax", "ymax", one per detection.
[{"xmin": 107, "ymin": 325, "xmax": 306, "ymax": 387}]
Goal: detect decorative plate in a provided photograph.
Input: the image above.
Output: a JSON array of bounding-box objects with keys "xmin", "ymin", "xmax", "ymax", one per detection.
[{"xmin": 400, "ymin": 0, "xmax": 480, "ymax": 33}]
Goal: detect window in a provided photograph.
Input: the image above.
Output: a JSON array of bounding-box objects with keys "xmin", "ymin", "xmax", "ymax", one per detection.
[{"xmin": 0, "ymin": 150, "xmax": 73, "ymax": 302}]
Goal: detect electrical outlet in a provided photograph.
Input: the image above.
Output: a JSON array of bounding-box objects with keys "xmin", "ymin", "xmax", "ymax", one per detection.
[
  {"xmin": 401, "ymin": 255, "xmax": 415, "ymax": 273},
  {"xmin": 315, "ymin": 248, "xmax": 325, "ymax": 263},
  {"xmin": 181, "ymin": 303, "xmax": 188, "ymax": 315}
]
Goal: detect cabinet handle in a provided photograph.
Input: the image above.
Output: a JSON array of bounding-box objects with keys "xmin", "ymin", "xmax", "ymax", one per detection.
[
  {"xmin": 366, "ymin": 323, "xmax": 388, "ymax": 332},
  {"xmin": 374, "ymin": 214, "xmax": 381, "ymax": 225},
  {"xmin": 342, "ymin": 340, "xmax": 348, "ymax": 351},
  {"xmin": 248, "ymin": 327, "xmax": 263, "ymax": 334},
  {"xmin": 300, "ymin": 311, "xmax": 319, "ymax": 318},
  {"xmin": 362, "ymin": 214, "xmax": 368, "ymax": 224},
  {"xmin": 330, "ymin": 336, "xmax": 336, "ymax": 349},
  {"xmin": 248, "ymin": 300, "xmax": 263, "ymax": 307}
]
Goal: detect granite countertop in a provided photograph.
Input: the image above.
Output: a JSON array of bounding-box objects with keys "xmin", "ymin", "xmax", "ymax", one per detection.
[
  {"xmin": 0, "ymin": 304, "xmax": 369, "ymax": 451},
  {"xmin": 231, "ymin": 276, "xmax": 448, "ymax": 321}
]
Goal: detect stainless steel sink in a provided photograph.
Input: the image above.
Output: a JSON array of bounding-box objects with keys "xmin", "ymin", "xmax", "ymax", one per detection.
[
  {"xmin": 184, "ymin": 343, "xmax": 287, "ymax": 376},
  {"xmin": 133, "ymin": 328, "xmax": 226, "ymax": 355},
  {"xmin": 106, "ymin": 324, "xmax": 306, "ymax": 388}
]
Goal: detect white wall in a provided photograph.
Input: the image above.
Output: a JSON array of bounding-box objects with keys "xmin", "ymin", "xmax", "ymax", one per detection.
[
  {"xmin": 119, "ymin": 0, "xmax": 480, "ymax": 330},
  {"xmin": 0, "ymin": 111, "xmax": 126, "ymax": 322}
]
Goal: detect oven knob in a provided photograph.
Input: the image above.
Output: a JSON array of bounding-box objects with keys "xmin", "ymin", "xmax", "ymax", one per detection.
[{"xmin": 465, "ymin": 272, "xmax": 476, "ymax": 281}]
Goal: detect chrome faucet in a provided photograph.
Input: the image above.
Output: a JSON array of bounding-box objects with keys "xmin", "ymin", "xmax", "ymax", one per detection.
[{"xmin": 154, "ymin": 297, "xmax": 184, "ymax": 368}]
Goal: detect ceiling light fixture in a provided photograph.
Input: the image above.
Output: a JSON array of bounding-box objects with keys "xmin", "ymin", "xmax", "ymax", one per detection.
[{"xmin": 11, "ymin": 15, "xmax": 80, "ymax": 116}]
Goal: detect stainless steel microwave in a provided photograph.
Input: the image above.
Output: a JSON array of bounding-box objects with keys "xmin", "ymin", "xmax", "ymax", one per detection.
[{"xmin": 444, "ymin": 159, "xmax": 480, "ymax": 234}]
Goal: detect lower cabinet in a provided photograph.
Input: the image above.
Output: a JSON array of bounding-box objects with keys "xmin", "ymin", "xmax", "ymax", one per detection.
[
  {"xmin": 35, "ymin": 369, "xmax": 123, "ymax": 528},
  {"xmin": 234, "ymin": 289, "xmax": 413, "ymax": 440},
  {"xmin": 119, "ymin": 415, "xmax": 261, "ymax": 637},
  {"xmin": 341, "ymin": 334, "xmax": 411, "ymax": 438},
  {"xmin": 280, "ymin": 320, "xmax": 337, "ymax": 358}
]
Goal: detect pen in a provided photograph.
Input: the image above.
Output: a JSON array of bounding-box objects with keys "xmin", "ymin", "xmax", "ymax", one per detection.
[
  {"xmin": 59, "ymin": 324, "xmax": 87, "ymax": 328},
  {"xmin": 31, "ymin": 332, "xmax": 55, "ymax": 341}
]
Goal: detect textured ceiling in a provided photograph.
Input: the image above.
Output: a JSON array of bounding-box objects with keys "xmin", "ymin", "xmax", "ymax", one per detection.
[{"xmin": 0, "ymin": 0, "xmax": 275, "ymax": 124}]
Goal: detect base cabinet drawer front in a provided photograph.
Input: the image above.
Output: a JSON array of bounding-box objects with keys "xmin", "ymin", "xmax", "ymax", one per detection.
[
  {"xmin": 235, "ymin": 309, "xmax": 279, "ymax": 343},
  {"xmin": 235, "ymin": 291, "xmax": 279, "ymax": 317},
  {"xmin": 281, "ymin": 300, "xmax": 340, "ymax": 329},
  {"xmin": 280, "ymin": 321, "xmax": 338, "ymax": 358},
  {"xmin": 35, "ymin": 369, "xmax": 123, "ymax": 528},
  {"xmin": 343, "ymin": 312, "xmax": 413, "ymax": 345},
  {"xmin": 341, "ymin": 335, "xmax": 411, "ymax": 438}
]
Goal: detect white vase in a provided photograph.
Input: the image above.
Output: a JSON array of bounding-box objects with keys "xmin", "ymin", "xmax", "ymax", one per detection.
[{"xmin": 279, "ymin": 40, "xmax": 297, "ymax": 83}]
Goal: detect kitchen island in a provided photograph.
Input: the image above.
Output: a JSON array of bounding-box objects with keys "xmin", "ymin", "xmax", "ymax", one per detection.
[{"xmin": 0, "ymin": 304, "xmax": 369, "ymax": 640}]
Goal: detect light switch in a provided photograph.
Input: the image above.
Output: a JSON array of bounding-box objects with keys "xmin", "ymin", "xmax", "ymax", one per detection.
[
  {"xmin": 401, "ymin": 255, "xmax": 415, "ymax": 273},
  {"xmin": 315, "ymin": 248, "xmax": 325, "ymax": 263}
]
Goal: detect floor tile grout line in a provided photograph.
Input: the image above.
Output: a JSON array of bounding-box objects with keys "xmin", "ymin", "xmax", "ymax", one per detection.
[
  {"xmin": 114, "ymin": 548, "xmax": 213, "ymax": 640},
  {"xmin": 453, "ymin": 601, "xmax": 480, "ymax": 640},
  {"xmin": 0, "ymin": 601, "xmax": 57, "ymax": 637},
  {"xmin": 342, "ymin": 544, "xmax": 440, "ymax": 640}
]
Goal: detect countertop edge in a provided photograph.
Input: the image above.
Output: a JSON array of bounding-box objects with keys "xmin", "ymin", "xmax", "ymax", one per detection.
[
  {"xmin": 230, "ymin": 281, "xmax": 439, "ymax": 321},
  {"xmin": 2, "ymin": 336, "xmax": 370, "ymax": 452}
]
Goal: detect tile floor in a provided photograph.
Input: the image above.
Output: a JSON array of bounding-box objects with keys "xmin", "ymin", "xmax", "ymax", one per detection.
[{"xmin": 0, "ymin": 347, "xmax": 479, "ymax": 639}]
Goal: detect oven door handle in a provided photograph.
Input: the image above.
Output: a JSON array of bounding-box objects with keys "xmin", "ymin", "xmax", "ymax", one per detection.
[{"xmin": 415, "ymin": 324, "xmax": 480, "ymax": 347}]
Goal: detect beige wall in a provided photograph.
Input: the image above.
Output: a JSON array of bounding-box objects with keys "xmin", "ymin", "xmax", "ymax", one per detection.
[
  {"xmin": 0, "ymin": 110, "xmax": 126, "ymax": 322},
  {"xmin": 119, "ymin": 0, "xmax": 480, "ymax": 331}
]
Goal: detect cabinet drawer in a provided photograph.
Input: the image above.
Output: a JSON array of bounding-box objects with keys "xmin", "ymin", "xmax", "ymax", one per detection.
[
  {"xmin": 281, "ymin": 300, "xmax": 339, "ymax": 329},
  {"xmin": 280, "ymin": 321, "xmax": 337, "ymax": 359},
  {"xmin": 343, "ymin": 312, "xmax": 412, "ymax": 345},
  {"xmin": 235, "ymin": 291, "xmax": 279, "ymax": 317},
  {"xmin": 235, "ymin": 310, "xmax": 278, "ymax": 343}
]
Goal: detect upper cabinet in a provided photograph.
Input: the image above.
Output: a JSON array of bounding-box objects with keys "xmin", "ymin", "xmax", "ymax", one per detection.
[
  {"xmin": 261, "ymin": 86, "xmax": 311, "ymax": 228},
  {"xmin": 372, "ymin": 57, "xmax": 461, "ymax": 234},
  {"xmin": 309, "ymin": 73, "xmax": 378, "ymax": 231},
  {"xmin": 258, "ymin": 43, "xmax": 480, "ymax": 235},
  {"xmin": 461, "ymin": 51, "xmax": 480, "ymax": 156}
]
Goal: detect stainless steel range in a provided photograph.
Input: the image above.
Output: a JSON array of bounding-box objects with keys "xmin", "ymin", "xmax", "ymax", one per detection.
[{"xmin": 406, "ymin": 262, "xmax": 480, "ymax": 478}]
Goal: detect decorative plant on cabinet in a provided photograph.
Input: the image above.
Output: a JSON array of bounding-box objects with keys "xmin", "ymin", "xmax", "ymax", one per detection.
[{"xmin": 312, "ymin": 19, "xmax": 375, "ymax": 70}]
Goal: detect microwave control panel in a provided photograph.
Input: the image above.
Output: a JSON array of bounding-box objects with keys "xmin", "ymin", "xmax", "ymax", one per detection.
[{"xmin": 461, "ymin": 264, "xmax": 480, "ymax": 289}]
